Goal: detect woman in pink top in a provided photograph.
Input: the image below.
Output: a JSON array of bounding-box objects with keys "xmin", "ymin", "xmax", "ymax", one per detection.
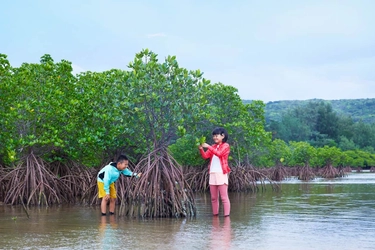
[{"xmin": 199, "ymin": 127, "xmax": 231, "ymax": 217}]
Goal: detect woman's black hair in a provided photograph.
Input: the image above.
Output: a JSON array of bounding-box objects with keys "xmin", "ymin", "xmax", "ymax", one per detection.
[
  {"xmin": 117, "ymin": 154, "xmax": 129, "ymax": 163},
  {"xmin": 212, "ymin": 127, "xmax": 228, "ymax": 143}
]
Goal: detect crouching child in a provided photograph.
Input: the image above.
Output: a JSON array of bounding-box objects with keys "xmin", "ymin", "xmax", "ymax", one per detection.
[{"xmin": 97, "ymin": 154, "xmax": 142, "ymax": 215}]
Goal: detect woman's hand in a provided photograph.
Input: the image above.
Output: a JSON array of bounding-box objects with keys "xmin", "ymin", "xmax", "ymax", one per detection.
[{"xmin": 202, "ymin": 143, "xmax": 210, "ymax": 148}]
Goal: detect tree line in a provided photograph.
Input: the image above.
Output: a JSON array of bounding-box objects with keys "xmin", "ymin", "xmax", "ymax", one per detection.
[
  {"xmin": 0, "ymin": 50, "xmax": 269, "ymax": 212},
  {"xmin": 0, "ymin": 50, "xmax": 268, "ymax": 167},
  {"xmin": 1, "ymin": 50, "xmax": 374, "ymax": 211},
  {"xmin": 261, "ymin": 98, "xmax": 375, "ymax": 124},
  {"xmin": 1, "ymin": 51, "xmax": 375, "ymax": 170},
  {"xmin": 267, "ymin": 100, "xmax": 374, "ymax": 147}
]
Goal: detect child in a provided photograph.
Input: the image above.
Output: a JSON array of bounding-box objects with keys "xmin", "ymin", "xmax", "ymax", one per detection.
[
  {"xmin": 97, "ymin": 154, "xmax": 142, "ymax": 215},
  {"xmin": 199, "ymin": 127, "xmax": 231, "ymax": 217}
]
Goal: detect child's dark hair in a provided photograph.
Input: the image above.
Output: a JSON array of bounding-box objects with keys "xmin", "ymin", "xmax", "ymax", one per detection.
[
  {"xmin": 212, "ymin": 127, "xmax": 228, "ymax": 143},
  {"xmin": 117, "ymin": 154, "xmax": 129, "ymax": 162}
]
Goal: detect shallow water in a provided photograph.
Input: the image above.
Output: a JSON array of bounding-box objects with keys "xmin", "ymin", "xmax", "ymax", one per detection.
[{"xmin": 1, "ymin": 172, "xmax": 375, "ymax": 250}]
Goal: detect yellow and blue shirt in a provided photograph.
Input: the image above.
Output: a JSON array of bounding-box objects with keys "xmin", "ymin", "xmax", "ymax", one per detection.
[{"xmin": 97, "ymin": 162, "xmax": 137, "ymax": 194}]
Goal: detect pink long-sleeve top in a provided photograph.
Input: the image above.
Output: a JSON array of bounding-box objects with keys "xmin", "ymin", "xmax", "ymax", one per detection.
[{"xmin": 199, "ymin": 142, "xmax": 231, "ymax": 174}]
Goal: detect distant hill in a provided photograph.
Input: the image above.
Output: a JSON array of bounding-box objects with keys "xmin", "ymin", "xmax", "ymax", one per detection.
[{"xmin": 243, "ymin": 98, "xmax": 375, "ymax": 124}]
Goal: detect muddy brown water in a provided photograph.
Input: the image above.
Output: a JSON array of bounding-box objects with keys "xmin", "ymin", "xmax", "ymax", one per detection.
[{"xmin": 1, "ymin": 172, "xmax": 375, "ymax": 250}]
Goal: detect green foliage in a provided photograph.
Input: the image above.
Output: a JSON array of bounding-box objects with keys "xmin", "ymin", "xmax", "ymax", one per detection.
[
  {"xmin": 272, "ymin": 101, "xmax": 339, "ymax": 144},
  {"xmin": 0, "ymin": 54, "xmax": 76, "ymax": 164},
  {"xmin": 0, "ymin": 54, "xmax": 14, "ymax": 164},
  {"xmin": 71, "ymin": 69, "xmax": 139, "ymax": 165},
  {"xmin": 9, "ymin": 50, "xmax": 373, "ymax": 170},
  {"xmin": 316, "ymin": 102, "xmax": 339, "ymax": 141},
  {"xmin": 0, "ymin": 50, "xmax": 273, "ymax": 167},
  {"xmin": 169, "ymin": 135, "xmax": 205, "ymax": 166},
  {"xmin": 278, "ymin": 115, "xmax": 311, "ymax": 142},
  {"xmin": 205, "ymin": 94, "xmax": 271, "ymax": 164},
  {"xmin": 352, "ymin": 121, "xmax": 375, "ymax": 149},
  {"xmin": 261, "ymin": 98, "xmax": 375, "ymax": 124},
  {"xmin": 127, "ymin": 49, "xmax": 208, "ymax": 150},
  {"xmin": 254, "ymin": 138, "xmax": 375, "ymax": 168},
  {"xmin": 316, "ymin": 146, "xmax": 342, "ymax": 167},
  {"xmin": 264, "ymin": 99, "xmax": 375, "ymax": 152},
  {"xmin": 289, "ymin": 141, "xmax": 317, "ymax": 167},
  {"xmin": 269, "ymin": 139, "xmax": 291, "ymax": 166},
  {"xmin": 250, "ymin": 138, "xmax": 291, "ymax": 168},
  {"xmin": 338, "ymin": 136, "xmax": 358, "ymax": 151},
  {"xmin": 195, "ymin": 136, "xmax": 206, "ymax": 147},
  {"xmin": 344, "ymin": 150, "xmax": 375, "ymax": 167}
]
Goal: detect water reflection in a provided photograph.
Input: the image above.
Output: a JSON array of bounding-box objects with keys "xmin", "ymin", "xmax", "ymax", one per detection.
[
  {"xmin": 299, "ymin": 182, "xmax": 312, "ymax": 193},
  {"xmin": 209, "ymin": 216, "xmax": 232, "ymax": 250},
  {"xmin": 1, "ymin": 173, "xmax": 375, "ymax": 250},
  {"xmin": 98, "ymin": 215, "xmax": 119, "ymax": 249},
  {"xmin": 325, "ymin": 184, "xmax": 334, "ymax": 193}
]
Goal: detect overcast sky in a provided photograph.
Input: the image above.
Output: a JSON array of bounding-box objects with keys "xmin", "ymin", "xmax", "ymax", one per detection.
[{"xmin": 1, "ymin": 0, "xmax": 374, "ymax": 102}]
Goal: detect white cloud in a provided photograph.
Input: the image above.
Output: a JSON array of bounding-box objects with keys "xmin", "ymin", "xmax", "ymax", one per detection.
[{"xmin": 204, "ymin": 57, "xmax": 375, "ymax": 103}]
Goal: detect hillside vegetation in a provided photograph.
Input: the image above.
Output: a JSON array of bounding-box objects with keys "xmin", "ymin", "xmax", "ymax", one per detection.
[
  {"xmin": 243, "ymin": 98, "xmax": 375, "ymax": 153},
  {"xmin": 261, "ymin": 98, "xmax": 375, "ymax": 124}
]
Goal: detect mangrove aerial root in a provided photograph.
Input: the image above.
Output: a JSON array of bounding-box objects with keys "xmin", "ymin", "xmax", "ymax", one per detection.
[{"xmin": 118, "ymin": 148, "xmax": 196, "ymax": 218}]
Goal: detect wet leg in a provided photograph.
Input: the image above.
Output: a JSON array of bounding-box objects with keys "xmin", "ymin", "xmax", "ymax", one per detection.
[
  {"xmin": 210, "ymin": 185, "xmax": 219, "ymax": 215},
  {"xmin": 218, "ymin": 184, "xmax": 230, "ymax": 216},
  {"xmin": 109, "ymin": 198, "xmax": 116, "ymax": 214}
]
